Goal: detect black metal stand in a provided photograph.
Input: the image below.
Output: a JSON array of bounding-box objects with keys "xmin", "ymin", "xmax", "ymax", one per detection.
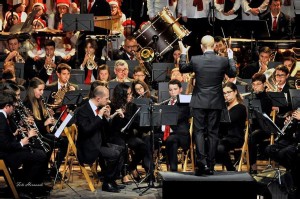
[{"xmin": 208, "ymin": 1, "xmax": 216, "ymax": 37}]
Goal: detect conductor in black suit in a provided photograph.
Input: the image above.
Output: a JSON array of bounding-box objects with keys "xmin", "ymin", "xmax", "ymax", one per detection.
[
  {"xmin": 179, "ymin": 36, "xmax": 237, "ymax": 175},
  {"xmin": 75, "ymin": 86, "xmax": 123, "ymax": 192}
]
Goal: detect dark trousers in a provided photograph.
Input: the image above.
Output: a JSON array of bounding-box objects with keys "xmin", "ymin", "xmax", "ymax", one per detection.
[
  {"xmin": 193, "ymin": 108, "xmax": 221, "ymax": 169},
  {"xmin": 248, "ymin": 129, "xmax": 269, "ymax": 166},
  {"xmin": 165, "ymin": 133, "xmax": 190, "ymax": 171},
  {"xmin": 5, "ymin": 148, "xmax": 47, "ymax": 184}
]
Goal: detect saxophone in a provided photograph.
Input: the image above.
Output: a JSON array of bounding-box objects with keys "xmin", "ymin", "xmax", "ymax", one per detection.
[{"xmin": 51, "ymin": 81, "xmax": 70, "ymax": 107}]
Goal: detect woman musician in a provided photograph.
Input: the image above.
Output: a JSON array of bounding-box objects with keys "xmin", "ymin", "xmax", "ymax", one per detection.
[
  {"xmin": 23, "ymin": 77, "xmax": 68, "ymax": 180},
  {"xmin": 109, "ymin": 83, "xmax": 151, "ymax": 183}
]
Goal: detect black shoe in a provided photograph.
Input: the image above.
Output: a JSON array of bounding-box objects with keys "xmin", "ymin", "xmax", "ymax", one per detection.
[
  {"xmin": 112, "ymin": 181, "xmax": 126, "ymax": 189},
  {"xmin": 204, "ymin": 166, "xmax": 214, "ymax": 175},
  {"xmin": 102, "ymin": 182, "xmax": 120, "ymax": 193}
]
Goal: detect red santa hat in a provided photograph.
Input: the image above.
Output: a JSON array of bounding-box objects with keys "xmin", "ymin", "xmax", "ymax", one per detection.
[
  {"xmin": 5, "ymin": 12, "xmax": 19, "ymax": 21},
  {"xmin": 33, "ymin": 18, "xmax": 47, "ymax": 28},
  {"xmin": 107, "ymin": 0, "xmax": 119, "ymax": 7},
  {"xmin": 56, "ymin": 0, "xmax": 70, "ymax": 8},
  {"xmin": 122, "ymin": 19, "xmax": 136, "ymax": 29},
  {"xmin": 140, "ymin": 21, "xmax": 150, "ymax": 30},
  {"xmin": 33, "ymin": 0, "xmax": 46, "ymax": 11}
]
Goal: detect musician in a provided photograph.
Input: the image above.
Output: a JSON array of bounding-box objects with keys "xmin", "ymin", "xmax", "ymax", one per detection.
[
  {"xmin": 35, "ymin": 39, "xmax": 63, "ymax": 85},
  {"xmin": 162, "ymin": 79, "xmax": 191, "ymax": 171},
  {"xmin": 217, "ymin": 82, "xmax": 247, "ymax": 171},
  {"xmin": 247, "ymin": 73, "xmax": 273, "ymax": 174},
  {"xmin": 283, "ymin": 56, "xmax": 296, "ymax": 89},
  {"xmin": 239, "ymin": 46, "xmax": 272, "ymax": 79},
  {"xmin": 97, "ymin": 64, "xmax": 111, "ymax": 82},
  {"xmin": 109, "ymin": 83, "xmax": 151, "ymax": 183},
  {"xmin": 75, "ymin": 85, "xmax": 124, "ymax": 192},
  {"xmin": 131, "ymin": 79, "xmax": 157, "ymax": 102},
  {"xmin": 23, "ymin": 77, "xmax": 68, "ymax": 181},
  {"xmin": 0, "ymin": 90, "xmax": 50, "ymax": 197},
  {"xmin": 2, "ymin": 61, "xmax": 26, "ymax": 87},
  {"xmin": 214, "ymin": 36, "xmax": 227, "ymax": 56},
  {"xmin": 46, "ymin": 63, "xmax": 78, "ymax": 105},
  {"xmin": 133, "ymin": 65, "xmax": 147, "ymax": 83},
  {"xmin": 259, "ymin": 0, "xmax": 293, "ymax": 39},
  {"xmin": 115, "ymin": 36, "xmax": 139, "ymax": 61},
  {"xmin": 78, "ymin": 0, "xmax": 111, "ymax": 61},
  {"xmin": 80, "ymin": 39, "xmax": 105, "ymax": 84},
  {"xmin": 3, "ymin": 11, "xmax": 20, "ymax": 32},
  {"xmin": 110, "ymin": 59, "xmax": 134, "ymax": 82},
  {"xmin": 265, "ymin": 109, "xmax": 300, "ymax": 198},
  {"xmin": 241, "ymin": 0, "xmax": 269, "ymax": 20},
  {"xmin": 179, "ymin": 36, "xmax": 236, "ymax": 175},
  {"xmin": 2, "ymin": 35, "xmax": 26, "ymax": 64},
  {"xmin": 122, "ymin": 19, "xmax": 136, "ymax": 37}
]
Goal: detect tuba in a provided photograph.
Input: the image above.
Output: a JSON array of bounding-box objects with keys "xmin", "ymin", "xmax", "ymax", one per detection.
[
  {"xmin": 264, "ymin": 68, "xmax": 278, "ymax": 92},
  {"xmin": 139, "ymin": 47, "xmax": 155, "ymax": 62}
]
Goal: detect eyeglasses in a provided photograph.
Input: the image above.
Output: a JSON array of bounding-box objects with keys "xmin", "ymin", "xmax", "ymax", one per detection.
[
  {"xmin": 125, "ymin": 45, "xmax": 137, "ymax": 49},
  {"xmin": 223, "ymin": 90, "xmax": 233, "ymax": 95},
  {"xmin": 275, "ymin": 74, "xmax": 286, "ymax": 77},
  {"xmin": 116, "ymin": 68, "xmax": 128, "ymax": 73}
]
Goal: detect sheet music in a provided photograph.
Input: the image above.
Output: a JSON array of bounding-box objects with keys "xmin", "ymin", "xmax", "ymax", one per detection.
[
  {"xmin": 121, "ymin": 108, "xmax": 141, "ymax": 133},
  {"xmin": 54, "ymin": 113, "xmax": 73, "ymax": 138},
  {"xmin": 178, "ymin": 94, "xmax": 192, "ymax": 103},
  {"xmin": 262, "ymin": 113, "xmax": 283, "ymax": 135}
]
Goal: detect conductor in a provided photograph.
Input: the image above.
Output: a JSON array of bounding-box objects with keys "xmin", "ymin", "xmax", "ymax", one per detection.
[{"xmin": 178, "ymin": 35, "xmax": 237, "ymax": 175}]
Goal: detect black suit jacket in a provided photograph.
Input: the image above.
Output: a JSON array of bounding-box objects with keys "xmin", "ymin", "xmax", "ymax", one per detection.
[
  {"xmin": 260, "ymin": 12, "xmax": 292, "ymax": 39},
  {"xmin": 35, "ymin": 56, "xmax": 63, "ymax": 83},
  {"xmin": 0, "ymin": 113, "xmax": 23, "ymax": 159},
  {"xmin": 179, "ymin": 52, "xmax": 236, "ymax": 109},
  {"xmin": 45, "ymin": 81, "xmax": 79, "ymax": 105},
  {"xmin": 75, "ymin": 101, "xmax": 109, "ymax": 164}
]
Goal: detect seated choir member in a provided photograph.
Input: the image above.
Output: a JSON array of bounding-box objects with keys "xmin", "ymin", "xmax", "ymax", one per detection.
[
  {"xmin": 23, "ymin": 77, "xmax": 68, "ymax": 180},
  {"xmin": 216, "ymin": 82, "xmax": 247, "ymax": 171},
  {"xmin": 75, "ymin": 85, "xmax": 124, "ymax": 193}
]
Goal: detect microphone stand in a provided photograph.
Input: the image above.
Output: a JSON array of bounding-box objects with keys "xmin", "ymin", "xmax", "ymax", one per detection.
[{"xmin": 208, "ymin": 1, "xmax": 216, "ymax": 36}]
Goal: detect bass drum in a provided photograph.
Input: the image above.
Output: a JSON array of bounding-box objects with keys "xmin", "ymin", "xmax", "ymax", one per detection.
[{"xmin": 134, "ymin": 7, "xmax": 190, "ymax": 57}]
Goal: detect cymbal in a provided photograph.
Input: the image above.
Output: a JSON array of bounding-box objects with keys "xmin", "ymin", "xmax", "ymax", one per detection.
[{"xmin": 9, "ymin": 23, "xmax": 24, "ymax": 34}]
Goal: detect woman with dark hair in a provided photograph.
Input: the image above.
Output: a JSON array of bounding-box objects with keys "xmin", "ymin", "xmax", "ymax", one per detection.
[
  {"xmin": 131, "ymin": 80, "xmax": 158, "ymax": 102},
  {"xmin": 109, "ymin": 83, "xmax": 151, "ymax": 183},
  {"xmin": 216, "ymin": 82, "xmax": 247, "ymax": 171},
  {"xmin": 80, "ymin": 39, "xmax": 105, "ymax": 84},
  {"xmin": 23, "ymin": 77, "xmax": 68, "ymax": 180}
]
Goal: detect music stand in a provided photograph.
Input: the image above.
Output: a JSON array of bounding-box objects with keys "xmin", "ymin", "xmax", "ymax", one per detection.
[
  {"xmin": 289, "ymin": 89, "xmax": 300, "ymax": 110},
  {"xmin": 137, "ymin": 104, "xmax": 178, "ymax": 195},
  {"xmin": 152, "ymin": 63, "xmax": 174, "ymax": 82},
  {"xmin": 244, "ymin": 96, "xmax": 262, "ymax": 120},
  {"xmin": 233, "ymin": 20, "xmax": 270, "ymax": 39},
  {"xmin": 266, "ymin": 92, "xmax": 288, "ymax": 107},
  {"xmin": 254, "ymin": 110, "xmax": 283, "ymax": 137},
  {"xmin": 42, "ymin": 90, "xmax": 52, "ymax": 104},
  {"xmin": 132, "ymin": 98, "xmax": 151, "ymax": 106}
]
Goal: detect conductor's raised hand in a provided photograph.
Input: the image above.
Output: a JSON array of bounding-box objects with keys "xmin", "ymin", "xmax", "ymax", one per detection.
[
  {"xmin": 178, "ymin": 41, "xmax": 190, "ymax": 54},
  {"xmin": 227, "ymin": 48, "xmax": 234, "ymax": 59}
]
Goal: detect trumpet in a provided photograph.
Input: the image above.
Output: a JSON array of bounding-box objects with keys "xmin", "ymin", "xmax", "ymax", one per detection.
[
  {"xmin": 15, "ymin": 52, "xmax": 25, "ymax": 63},
  {"xmin": 86, "ymin": 53, "xmax": 97, "ymax": 70},
  {"xmin": 45, "ymin": 54, "xmax": 54, "ymax": 75}
]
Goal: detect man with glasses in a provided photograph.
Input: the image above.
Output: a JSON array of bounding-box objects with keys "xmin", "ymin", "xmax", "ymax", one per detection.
[
  {"xmin": 110, "ymin": 59, "xmax": 133, "ymax": 82},
  {"xmin": 116, "ymin": 36, "xmax": 139, "ymax": 61}
]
